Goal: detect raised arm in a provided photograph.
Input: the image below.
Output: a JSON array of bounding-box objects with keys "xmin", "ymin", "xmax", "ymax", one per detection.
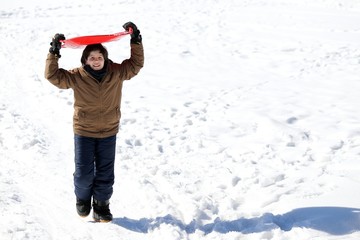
[
  {"xmin": 117, "ymin": 22, "xmax": 144, "ymax": 79},
  {"xmin": 44, "ymin": 33, "xmax": 74, "ymax": 89}
]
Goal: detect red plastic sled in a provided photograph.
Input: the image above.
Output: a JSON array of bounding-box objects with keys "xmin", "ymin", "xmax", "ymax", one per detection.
[{"xmin": 60, "ymin": 29, "xmax": 132, "ymax": 48}]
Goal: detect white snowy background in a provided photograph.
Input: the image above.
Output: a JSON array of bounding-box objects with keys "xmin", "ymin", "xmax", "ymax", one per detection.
[{"xmin": 1, "ymin": 0, "xmax": 360, "ymax": 239}]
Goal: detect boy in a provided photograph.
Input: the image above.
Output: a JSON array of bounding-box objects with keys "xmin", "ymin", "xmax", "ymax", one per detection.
[{"xmin": 44, "ymin": 22, "xmax": 144, "ymax": 222}]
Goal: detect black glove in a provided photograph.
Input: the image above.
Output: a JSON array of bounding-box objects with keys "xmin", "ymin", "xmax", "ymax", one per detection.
[
  {"xmin": 123, "ymin": 22, "xmax": 142, "ymax": 44},
  {"xmin": 49, "ymin": 33, "xmax": 65, "ymax": 58}
]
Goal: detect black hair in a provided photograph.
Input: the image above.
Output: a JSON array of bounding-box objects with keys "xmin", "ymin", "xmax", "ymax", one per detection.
[{"xmin": 80, "ymin": 43, "xmax": 109, "ymax": 65}]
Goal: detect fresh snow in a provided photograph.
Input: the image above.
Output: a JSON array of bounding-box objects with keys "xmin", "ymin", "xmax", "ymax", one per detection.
[{"xmin": 1, "ymin": 0, "xmax": 360, "ymax": 239}]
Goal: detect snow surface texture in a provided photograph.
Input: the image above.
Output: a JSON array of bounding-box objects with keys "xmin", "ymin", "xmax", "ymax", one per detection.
[{"xmin": 1, "ymin": 0, "xmax": 360, "ymax": 239}]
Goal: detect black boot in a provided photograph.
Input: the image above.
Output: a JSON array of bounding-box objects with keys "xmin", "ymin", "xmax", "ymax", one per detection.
[
  {"xmin": 76, "ymin": 198, "xmax": 91, "ymax": 217},
  {"xmin": 93, "ymin": 199, "xmax": 113, "ymax": 222}
]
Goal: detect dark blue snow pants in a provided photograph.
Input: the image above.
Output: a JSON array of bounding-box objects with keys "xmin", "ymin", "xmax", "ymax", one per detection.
[{"xmin": 74, "ymin": 134, "xmax": 116, "ymax": 202}]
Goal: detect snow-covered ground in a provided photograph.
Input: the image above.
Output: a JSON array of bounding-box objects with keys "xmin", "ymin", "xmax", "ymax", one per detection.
[{"xmin": 1, "ymin": 0, "xmax": 360, "ymax": 239}]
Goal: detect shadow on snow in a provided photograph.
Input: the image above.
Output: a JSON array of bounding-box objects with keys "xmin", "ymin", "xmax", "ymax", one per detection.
[{"xmin": 112, "ymin": 207, "xmax": 360, "ymax": 235}]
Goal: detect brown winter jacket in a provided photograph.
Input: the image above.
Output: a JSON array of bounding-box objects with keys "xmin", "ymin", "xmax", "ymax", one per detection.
[{"xmin": 44, "ymin": 43, "xmax": 144, "ymax": 138}]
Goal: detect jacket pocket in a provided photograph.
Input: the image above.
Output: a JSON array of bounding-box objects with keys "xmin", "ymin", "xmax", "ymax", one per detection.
[
  {"xmin": 74, "ymin": 107, "xmax": 87, "ymax": 121},
  {"xmin": 103, "ymin": 107, "xmax": 120, "ymax": 123},
  {"xmin": 74, "ymin": 107, "xmax": 97, "ymax": 129},
  {"xmin": 116, "ymin": 107, "xmax": 121, "ymax": 120}
]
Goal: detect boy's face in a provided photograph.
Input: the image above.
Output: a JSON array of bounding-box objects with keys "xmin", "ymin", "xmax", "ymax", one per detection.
[{"xmin": 85, "ymin": 50, "xmax": 105, "ymax": 70}]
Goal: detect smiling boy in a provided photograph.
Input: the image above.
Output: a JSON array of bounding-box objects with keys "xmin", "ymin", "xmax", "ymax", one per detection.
[{"xmin": 44, "ymin": 22, "xmax": 144, "ymax": 222}]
